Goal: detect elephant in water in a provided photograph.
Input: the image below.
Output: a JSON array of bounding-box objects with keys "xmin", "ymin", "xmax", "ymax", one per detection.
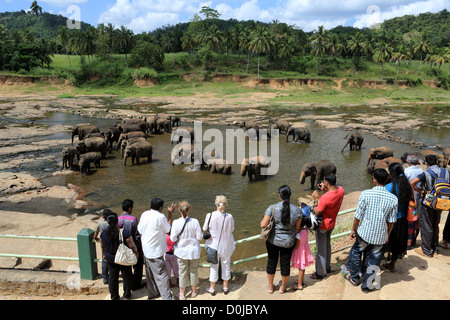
[
  {"xmin": 76, "ymin": 137, "xmax": 108, "ymax": 159},
  {"xmin": 79, "ymin": 152, "xmax": 101, "ymax": 175},
  {"xmin": 241, "ymin": 156, "xmax": 269, "ymax": 181},
  {"xmin": 61, "ymin": 146, "xmax": 78, "ymax": 170},
  {"xmin": 342, "ymin": 132, "xmax": 364, "ymax": 152},
  {"xmin": 286, "ymin": 127, "xmax": 311, "ymax": 143},
  {"xmin": 366, "ymin": 147, "xmax": 394, "ymax": 167},
  {"xmin": 299, "ymin": 160, "xmax": 337, "ymax": 190},
  {"xmin": 209, "ymin": 159, "xmax": 232, "ymax": 175},
  {"xmin": 368, "ymin": 157, "xmax": 402, "ymax": 174},
  {"xmin": 71, "ymin": 124, "xmax": 100, "ymax": 144},
  {"xmin": 171, "ymin": 126, "xmax": 194, "ymax": 144},
  {"xmin": 123, "ymin": 140, "xmax": 153, "ymax": 166},
  {"xmin": 269, "ymin": 119, "xmax": 290, "ymax": 135},
  {"xmin": 116, "ymin": 131, "xmax": 148, "ymax": 151}
]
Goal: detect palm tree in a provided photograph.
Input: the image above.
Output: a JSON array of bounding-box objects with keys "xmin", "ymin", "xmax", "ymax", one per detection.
[
  {"xmin": 413, "ymin": 32, "xmax": 432, "ymax": 75},
  {"xmin": 373, "ymin": 42, "xmax": 393, "ymax": 80},
  {"xmin": 117, "ymin": 26, "xmax": 134, "ymax": 67},
  {"xmin": 58, "ymin": 26, "xmax": 71, "ymax": 66},
  {"xmin": 310, "ymin": 26, "xmax": 328, "ymax": 75},
  {"xmin": 347, "ymin": 32, "xmax": 365, "ymax": 73},
  {"xmin": 181, "ymin": 31, "xmax": 195, "ymax": 64},
  {"xmin": 30, "ymin": 1, "xmax": 42, "ymax": 16},
  {"xmin": 278, "ymin": 36, "xmax": 294, "ymax": 70},
  {"xmin": 391, "ymin": 45, "xmax": 412, "ymax": 80},
  {"xmin": 84, "ymin": 27, "xmax": 97, "ymax": 70},
  {"xmin": 248, "ymin": 25, "xmax": 272, "ymax": 77}
]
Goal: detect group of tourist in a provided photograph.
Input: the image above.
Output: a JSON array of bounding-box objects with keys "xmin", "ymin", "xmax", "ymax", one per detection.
[
  {"xmin": 94, "ymin": 154, "xmax": 449, "ymax": 299},
  {"xmin": 94, "ymin": 195, "xmax": 235, "ymax": 300}
]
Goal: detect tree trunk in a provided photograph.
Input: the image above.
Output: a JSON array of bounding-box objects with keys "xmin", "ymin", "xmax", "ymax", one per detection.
[
  {"xmin": 397, "ymin": 62, "xmax": 400, "ymax": 80},
  {"xmin": 419, "ymin": 52, "xmax": 423, "ymax": 75},
  {"xmin": 381, "ymin": 62, "xmax": 384, "ymax": 80},
  {"xmin": 125, "ymin": 53, "xmax": 128, "ymax": 68},
  {"xmin": 316, "ymin": 56, "xmax": 319, "ymax": 75},
  {"xmin": 246, "ymin": 50, "xmax": 250, "ymax": 73}
]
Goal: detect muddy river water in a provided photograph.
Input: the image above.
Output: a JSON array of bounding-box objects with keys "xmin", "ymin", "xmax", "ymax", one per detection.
[{"xmin": 0, "ymin": 99, "xmax": 449, "ymax": 269}]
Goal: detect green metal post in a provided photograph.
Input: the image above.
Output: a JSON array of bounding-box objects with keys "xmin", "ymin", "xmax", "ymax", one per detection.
[{"xmin": 77, "ymin": 228, "xmax": 98, "ymax": 280}]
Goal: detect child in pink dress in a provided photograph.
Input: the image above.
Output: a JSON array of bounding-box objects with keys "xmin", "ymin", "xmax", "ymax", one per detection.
[{"xmin": 291, "ymin": 228, "xmax": 314, "ymax": 290}]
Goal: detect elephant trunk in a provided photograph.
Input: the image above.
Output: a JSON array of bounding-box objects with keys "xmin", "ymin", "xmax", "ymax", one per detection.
[
  {"xmin": 342, "ymin": 140, "xmax": 350, "ymax": 152},
  {"xmin": 123, "ymin": 154, "xmax": 128, "ymax": 166},
  {"xmin": 367, "ymin": 154, "xmax": 373, "ymax": 166},
  {"xmin": 299, "ymin": 170, "xmax": 306, "ymax": 184}
]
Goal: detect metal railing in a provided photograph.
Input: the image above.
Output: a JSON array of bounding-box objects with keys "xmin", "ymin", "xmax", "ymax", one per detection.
[{"xmin": 0, "ymin": 207, "xmax": 357, "ymax": 278}]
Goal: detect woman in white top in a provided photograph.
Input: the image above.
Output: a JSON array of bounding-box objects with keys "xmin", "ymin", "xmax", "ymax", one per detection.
[
  {"xmin": 203, "ymin": 195, "xmax": 235, "ymax": 295},
  {"xmin": 170, "ymin": 201, "xmax": 203, "ymax": 300}
]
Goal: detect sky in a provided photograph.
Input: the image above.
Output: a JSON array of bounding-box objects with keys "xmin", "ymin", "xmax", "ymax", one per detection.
[{"xmin": 1, "ymin": 0, "xmax": 449, "ymax": 33}]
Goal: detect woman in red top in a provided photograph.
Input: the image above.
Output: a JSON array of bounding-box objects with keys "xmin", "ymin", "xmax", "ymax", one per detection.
[{"xmin": 311, "ymin": 175, "xmax": 345, "ymax": 279}]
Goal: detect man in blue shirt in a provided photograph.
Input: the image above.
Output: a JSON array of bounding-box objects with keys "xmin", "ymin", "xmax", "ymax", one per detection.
[{"xmin": 341, "ymin": 168, "xmax": 398, "ymax": 293}]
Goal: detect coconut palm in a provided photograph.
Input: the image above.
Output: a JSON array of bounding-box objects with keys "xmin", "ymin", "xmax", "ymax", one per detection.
[
  {"xmin": 391, "ymin": 45, "xmax": 412, "ymax": 80},
  {"xmin": 278, "ymin": 36, "xmax": 295, "ymax": 69},
  {"xmin": 30, "ymin": 1, "xmax": 42, "ymax": 16},
  {"xmin": 117, "ymin": 26, "xmax": 134, "ymax": 67},
  {"xmin": 373, "ymin": 42, "xmax": 393, "ymax": 80},
  {"xmin": 310, "ymin": 26, "xmax": 328, "ymax": 75},
  {"xmin": 347, "ymin": 32, "xmax": 365, "ymax": 73},
  {"xmin": 413, "ymin": 32, "xmax": 432, "ymax": 75},
  {"xmin": 248, "ymin": 25, "xmax": 272, "ymax": 77},
  {"xmin": 57, "ymin": 26, "xmax": 71, "ymax": 66}
]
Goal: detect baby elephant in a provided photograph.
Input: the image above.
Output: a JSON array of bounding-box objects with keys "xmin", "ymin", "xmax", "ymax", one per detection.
[
  {"xmin": 209, "ymin": 159, "xmax": 232, "ymax": 175},
  {"xmin": 79, "ymin": 152, "xmax": 101, "ymax": 175},
  {"xmin": 61, "ymin": 146, "xmax": 78, "ymax": 170}
]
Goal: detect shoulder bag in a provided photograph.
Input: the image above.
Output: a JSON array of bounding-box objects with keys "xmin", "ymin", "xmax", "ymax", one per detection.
[
  {"xmin": 203, "ymin": 213, "xmax": 212, "ymax": 240},
  {"xmin": 175, "ymin": 217, "xmax": 189, "ymax": 243},
  {"xmin": 114, "ymin": 229, "xmax": 137, "ymax": 266},
  {"xmin": 260, "ymin": 206, "xmax": 275, "ymax": 241},
  {"xmin": 206, "ymin": 213, "xmax": 226, "ymax": 265}
]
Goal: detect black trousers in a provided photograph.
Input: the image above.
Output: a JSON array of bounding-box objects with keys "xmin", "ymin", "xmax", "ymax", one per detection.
[
  {"xmin": 443, "ymin": 213, "xmax": 450, "ymax": 242},
  {"xmin": 107, "ymin": 262, "xmax": 133, "ymax": 300},
  {"xmin": 265, "ymin": 241, "xmax": 294, "ymax": 277}
]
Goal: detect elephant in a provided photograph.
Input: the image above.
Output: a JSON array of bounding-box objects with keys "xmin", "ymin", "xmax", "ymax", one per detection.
[
  {"xmin": 240, "ymin": 156, "xmax": 269, "ymax": 181},
  {"xmin": 237, "ymin": 120, "xmax": 258, "ymax": 131},
  {"xmin": 71, "ymin": 124, "xmax": 100, "ymax": 144},
  {"xmin": 61, "ymin": 146, "xmax": 78, "ymax": 170},
  {"xmin": 76, "ymin": 137, "xmax": 108, "ymax": 159},
  {"xmin": 79, "ymin": 152, "xmax": 101, "ymax": 175},
  {"xmin": 84, "ymin": 132, "xmax": 104, "ymax": 139},
  {"xmin": 366, "ymin": 147, "xmax": 394, "ymax": 167},
  {"xmin": 286, "ymin": 127, "xmax": 311, "ymax": 143},
  {"xmin": 117, "ymin": 122, "xmax": 147, "ymax": 134},
  {"xmin": 444, "ymin": 148, "xmax": 450, "ymax": 167},
  {"xmin": 400, "ymin": 151, "xmax": 425, "ymax": 164},
  {"xmin": 420, "ymin": 149, "xmax": 446, "ymax": 167},
  {"xmin": 368, "ymin": 157, "xmax": 402, "ymax": 174},
  {"xmin": 103, "ymin": 126, "xmax": 121, "ymax": 149},
  {"xmin": 171, "ymin": 126, "xmax": 194, "ymax": 144},
  {"xmin": 155, "ymin": 118, "xmax": 172, "ymax": 134},
  {"xmin": 209, "ymin": 159, "xmax": 232, "ymax": 175},
  {"xmin": 123, "ymin": 140, "xmax": 153, "ymax": 166},
  {"xmin": 116, "ymin": 131, "xmax": 148, "ymax": 151},
  {"xmin": 171, "ymin": 117, "xmax": 181, "ymax": 127},
  {"xmin": 120, "ymin": 137, "xmax": 147, "ymax": 158},
  {"xmin": 299, "ymin": 160, "xmax": 337, "ymax": 190},
  {"xmin": 342, "ymin": 132, "xmax": 364, "ymax": 152},
  {"xmin": 269, "ymin": 119, "xmax": 290, "ymax": 135}
]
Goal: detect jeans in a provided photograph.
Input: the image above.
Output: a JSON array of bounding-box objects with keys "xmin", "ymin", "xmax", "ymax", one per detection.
[{"xmin": 347, "ymin": 235, "xmax": 384, "ymax": 291}]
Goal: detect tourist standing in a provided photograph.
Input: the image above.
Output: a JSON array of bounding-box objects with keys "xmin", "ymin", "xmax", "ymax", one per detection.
[
  {"xmin": 100, "ymin": 212, "xmax": 139, "ymax": 300},
  {"xmin": 203, "ymin": 195, "xmax": 235, "ymax": 296},
  {"xmin": 94, "ymin": 209, "xmax": 113, "ymax": 284},
  {"xmin": 138, "ymin": 198, "xmax": 175, "ymax": 300},
  {"xmin": 118, "ymin": 199, "xmax": 144, "ymax": 290},
  {"xmin": 404, "ymin": 154, "xmax": 423, "ymax": 249},
  {"xmin": 311, "ymin": 175, "xmax": 344, "ymax": 279},
  {"xmin": 384, "ymin": 163, "xmax": 412, "ymax": 272},
  {"xmin": 261, "ymin": 185, "xmax": 302, "ymax": 294},
  {"xmin": 341, "ymin": 169, "xmax": 398, "ymax": 293},
  {"xmin": 170, "ymin": 201, "xmax": 203, "ymax": 300},
  {"xmin": 411, "ymin": 155, "xmax": 450, "ymax": 257}
]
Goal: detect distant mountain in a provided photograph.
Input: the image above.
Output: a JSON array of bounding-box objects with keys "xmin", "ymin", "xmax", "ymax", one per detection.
[{"xmin": 0, "ymin": 10, "xmax": 92, "ymax": 39}]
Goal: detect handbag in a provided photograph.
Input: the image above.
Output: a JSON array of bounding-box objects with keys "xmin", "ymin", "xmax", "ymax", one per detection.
[
  {"xmin": 114, "ymin": 229, "xmax": 137, "ymax": 266},
  {"xmin": 259, "ymin": 206, "xmax": 275, "ymax": 241},
  {"xmin": 206, "ymin": 213, "xmax": 226, "ymax": 265},
  {"xmin": 203, "ymin": 213, "xmax": 212, "ymax": 240}
]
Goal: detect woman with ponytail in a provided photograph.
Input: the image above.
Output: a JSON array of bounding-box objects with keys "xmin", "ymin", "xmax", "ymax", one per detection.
[
  {"xmin": 384, "ymin": 163, "xmax": 412, "ymax": 272},
  {"xmin": 261, "ymin": 185, "xmax": 302, "ymax": 294},
  {"xmin": 100, "ymin": 211, "xmax": 138, "ymax": 300}
]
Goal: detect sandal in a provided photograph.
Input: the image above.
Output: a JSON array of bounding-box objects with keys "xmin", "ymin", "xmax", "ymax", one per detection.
[
  {"xmin": 278, "ymin": 280, "xmax": 286, "ymax": 294},
  {"xmin": 344, "ymin": 274, "xmax": 359, "ymax": 287},
  {"xmin": 223, "ymin": 288, "xmax": 229, "ymax": 295},
  {"xmin": 340, "ymin": 264, "xmax": 350, "ymax": 275},
  {"xmin": 310, "ymin": 272, "xmax": 325, "ymax": 280},
  {"xmin": 292, "ymin": 284, "xmax": 304, "ymax": 290},
  {"xmin": 206, "ymin": 288, "xmax": 216, "ymax": 296}
]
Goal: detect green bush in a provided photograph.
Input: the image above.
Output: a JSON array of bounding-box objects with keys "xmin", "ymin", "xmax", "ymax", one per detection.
[{"xmin": 129, "ymin": 41, "xmax": 165, "ymax": 71}]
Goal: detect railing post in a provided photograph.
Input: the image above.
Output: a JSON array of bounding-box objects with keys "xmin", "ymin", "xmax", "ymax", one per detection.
[{"xmin": 77, "ymin": 228, "xmax": 98, "ymax": 280}]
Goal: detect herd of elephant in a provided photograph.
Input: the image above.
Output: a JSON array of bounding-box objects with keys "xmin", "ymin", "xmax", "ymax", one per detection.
[{"xmin": 60, "ymin": 116, "xmax": 450, "ymax": 190}]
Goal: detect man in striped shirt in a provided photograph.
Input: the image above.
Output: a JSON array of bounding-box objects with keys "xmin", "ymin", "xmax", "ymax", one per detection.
[{"xmin": 342, "ymin": 168, "xmax": 398, "ymax": 293}]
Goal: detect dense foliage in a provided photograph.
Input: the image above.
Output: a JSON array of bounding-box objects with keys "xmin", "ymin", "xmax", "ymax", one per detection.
[{"xmin": 0, "ymin": 3, "xmax": 449, "ymax": 85}]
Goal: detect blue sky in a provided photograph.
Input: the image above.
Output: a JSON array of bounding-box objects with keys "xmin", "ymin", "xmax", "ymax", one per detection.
[{"xmin": 2, "ymin": 0, "xmax": 449, "ymax": 33}]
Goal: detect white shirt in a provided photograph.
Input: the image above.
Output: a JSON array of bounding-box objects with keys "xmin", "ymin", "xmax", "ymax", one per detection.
[
  {"xmin": 170, "ymin": 217, "xmax": 203, "ymax": 260},
  {"xmin": 138, "ymin": 209, "xmax": 171, "ymax": 259},
  {"xmin": 405, "ymin": 165, "xmax": 424, "ymax": 199},
  {"xmin": 202, "ymin": 211, "xmax": 235, "ymax": 258}
]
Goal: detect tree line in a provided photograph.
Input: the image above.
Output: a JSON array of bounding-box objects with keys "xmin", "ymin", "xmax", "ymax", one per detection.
[{"xmin": 0, "ymin": 3, "xmax": 449, "ymax": 81}]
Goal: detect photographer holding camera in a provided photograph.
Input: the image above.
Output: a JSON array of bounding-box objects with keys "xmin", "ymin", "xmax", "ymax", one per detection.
[{"xmin": 311, "ymin": 175, "xmax": 345, "ymax": 280}]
